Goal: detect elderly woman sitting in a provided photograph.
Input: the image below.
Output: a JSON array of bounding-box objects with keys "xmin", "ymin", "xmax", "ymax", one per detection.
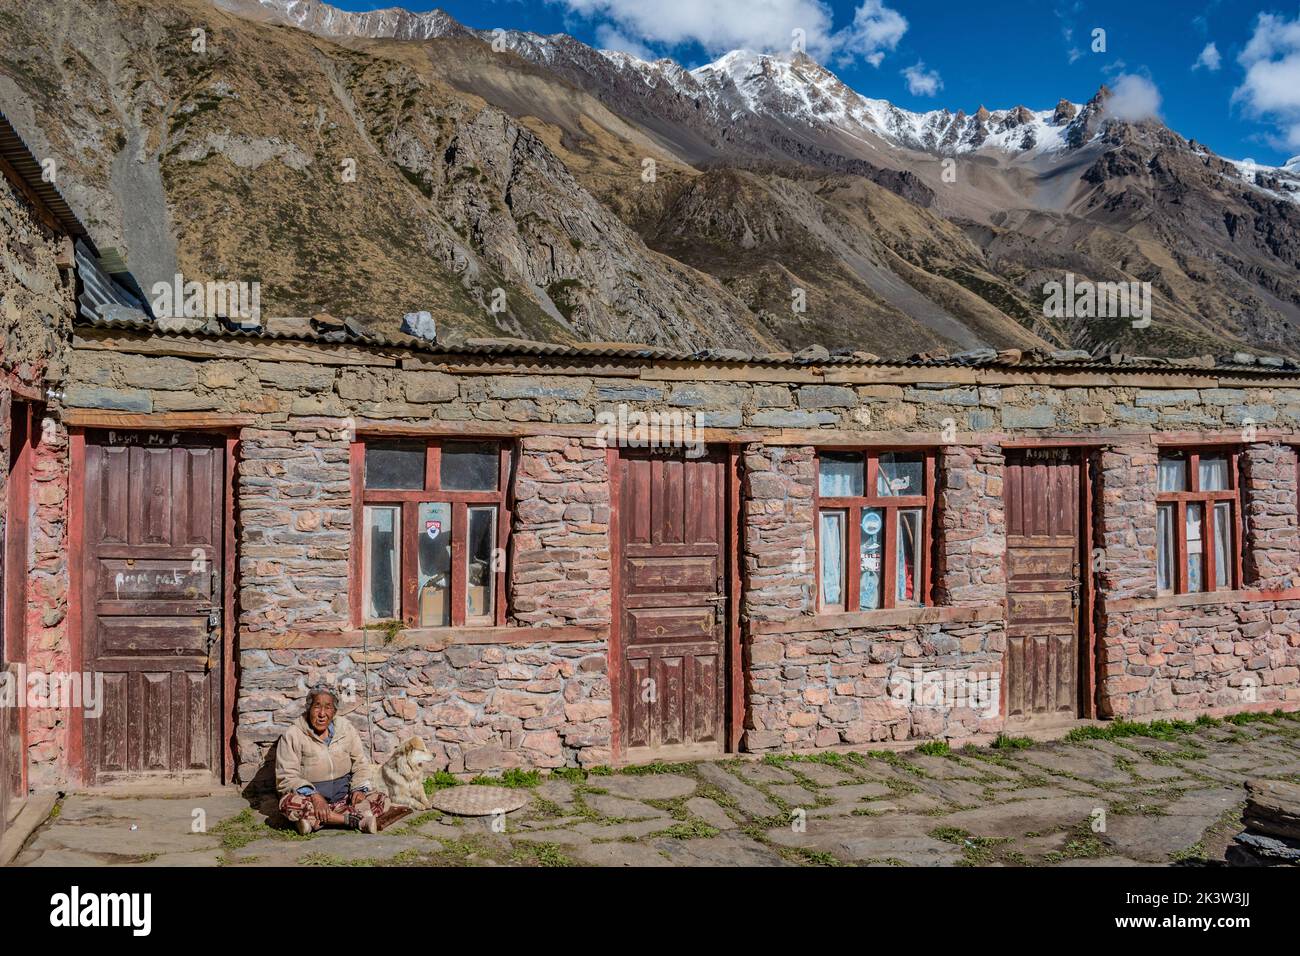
[{"xmin": 276, "ymin": 687, "xmax": 389, "ymax": 834}]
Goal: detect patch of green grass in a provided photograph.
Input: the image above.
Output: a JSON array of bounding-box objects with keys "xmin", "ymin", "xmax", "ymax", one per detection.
[
  {"xmin": 424, "ymin": 771, "xmax": 460, "ymax": 795},
  {"xmin": 511, "ymin": 841, "xmax": 576, "ymax": 867},
  {"xmin": 1043, "ymin": 835, "xmax": 1106, "ymax": 864},
  {"xmin": 210, "ymin": 808, "xmax": 324, "ymax": 855},
  {"xmin": 620, "ymin": 760, "xmax": 695, "ymax": 776},
  {"xmin": 914, "ymin": 740, "xmax": 951, "ymax": 757},
  {"xmin": 467, "ymin": 768, "xmax": 542, "ymax": 789},
  {"xmin": 1065, "ymin": 718, "xmax": 1199, "ymax": 743},
  {"xmin": 991, "ymin": 733, "xmax": 1034, "ymax": 751},
  {"xmin": 655, "ymin": 819, "xmax": 720, "ymax": 840},
  {"xmin": 548, "ymin": 767, "xmax": 587, "ymax": 783},
  {"xmin": 929, "ymin": 826, "xmax": 1012, "ymax": 865}
]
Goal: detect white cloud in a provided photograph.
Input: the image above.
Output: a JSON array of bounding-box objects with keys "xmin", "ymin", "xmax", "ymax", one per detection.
[
  {"xmin": 1106, "ymin": 73, "xmax": 1162, "ymax": 122},
  {"xmin": 595, "ymin": 24, "xmax": 655, "ymax": 60},
  {"xmin": 557, "ymin": 0, "xmax": 907, "ymax": 64},
  {"xmin": 901, "ymin": 61, "xmax": 943, "ymax": 97},
  {"xmin": 1234, "ymin": 13, "xmax": 1300, "ymax": 149},
  {"xmin": 834, "ymin": 0, "xmax": 908, "ymax": 65},
  {"xmin": 1192, "ymin": 41, "xmax": 1221, "ymax": 71}
]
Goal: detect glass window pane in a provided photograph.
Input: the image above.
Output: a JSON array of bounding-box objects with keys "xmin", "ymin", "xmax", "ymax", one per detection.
[
  {"xmin": 819, "ymin": 511, "xmax": 845, "ymax": 608},
  {"xmin": 877, "ymin": 453, "xmax": 924, "ymax": 497},
  {"xmin": 1156, "ymin": 504, "xmax": 1174, "ymax": 593},
  {"xmin": 467, "ymin": 507, "xmax": 497, "ymax": 620},
  {"xmin": 1213, "ymin": 502, "xmax": 1232, "ymax": 589},
  {"xmin": 366, "ymin": 442, "xmax": 425, "ymax": 490},
  {"xmin": 441, "ymin": 442, "xmax": 499, "ymax": 491},
  {"xmin": 363, "ymin": 506, "xmax": 401, "ymax": 621},
  {"xmin": 1186, "ymin": 503, "xmax": 1205, "ymax": 593},
  {"xmin": 819, "ymin": 453, "xmax": 864, "ymax": 497},
  {"xmin": 417, "ymin": 502, "xmax": 451, "ymax": 627},
  {"xmin": 896, "ymin": 509, "xmax": 923, "ymax": 604},
  {"xmin": 859, "ymin": 508, "xmax": 884, "ymax": 610},
  {"xmin": 1199, "ymin": 457, "xmax": 1229, "ymax": 492},
  {"xmin": 1157, "ymin": 455, "xmax": 1187, "ymax": 492}
]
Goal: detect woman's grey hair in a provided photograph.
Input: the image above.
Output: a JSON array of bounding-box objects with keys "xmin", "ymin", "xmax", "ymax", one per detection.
[{"xmin": 306, "ymin": 686, "xmax": 339, "ymax": 709}]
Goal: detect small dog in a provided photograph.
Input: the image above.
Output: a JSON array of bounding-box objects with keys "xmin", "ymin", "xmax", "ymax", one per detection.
[{"xmin": 376, "ymin": 736, "xmax": 435, "ymax": 810}]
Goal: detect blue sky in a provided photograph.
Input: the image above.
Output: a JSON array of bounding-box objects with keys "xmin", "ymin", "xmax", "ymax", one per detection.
[{"xmin": 332, "ymin": 1, "xmax": 1300, "ymax": 165}]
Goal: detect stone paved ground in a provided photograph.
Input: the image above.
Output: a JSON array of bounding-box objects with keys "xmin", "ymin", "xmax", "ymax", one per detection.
[{"xmin": 14, "ymin": 713, "xmax": 1300, "ymax": 867}]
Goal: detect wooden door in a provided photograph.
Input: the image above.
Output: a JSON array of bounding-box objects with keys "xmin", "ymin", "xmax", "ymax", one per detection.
[
  {"xmin": 1004, "ymin": 449, "xmax": 1083, "ymax": 719},
  {"xmin": 617, "ymin": 447, "xmax": 728, "ymax": 759},
  {"xmin": 83, "ymin": 432, "xmax": 224, "ymax": 784}
]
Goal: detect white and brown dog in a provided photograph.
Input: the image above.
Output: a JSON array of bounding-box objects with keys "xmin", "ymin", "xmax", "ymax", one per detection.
[{"xmin": 376, "ymin": 736, "xmax": 435, "ymax": 810}]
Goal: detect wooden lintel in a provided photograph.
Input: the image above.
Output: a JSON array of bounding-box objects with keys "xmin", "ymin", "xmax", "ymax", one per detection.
[
  {"xmin": 750, "ymin": 604, "xmax": 1006, "ymax": 635},
  {"xmin": 242, "ymin": 624, "xmax": 609, "ymax": 650},
  {"xmin": 60, "ymin": 410, "xmax": 256, "ymax": 429},
  {"xmin": 73, "ymin": 331, "xmax": 401, "ymax": 367}
]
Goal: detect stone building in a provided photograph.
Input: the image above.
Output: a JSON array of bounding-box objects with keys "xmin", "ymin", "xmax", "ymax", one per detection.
[{"xmin": 3, "ymin": 113, "xmax": 1300, "ymax": 809}]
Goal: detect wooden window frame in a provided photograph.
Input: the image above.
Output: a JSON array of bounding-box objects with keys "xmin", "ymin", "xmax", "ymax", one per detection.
[
  {"xmin": 1156, "ymin": 448, "xmax": 1242, "ymax": 596},
  {"xmin": 351, "ymin": 439, "xmax": 511, "ymax": 628},
  {"xmin": 814, "ymin": 448, "xmax": 936, "ymax": 612}
]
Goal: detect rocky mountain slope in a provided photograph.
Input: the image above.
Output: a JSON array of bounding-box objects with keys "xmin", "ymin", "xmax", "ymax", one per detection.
[{"xmin": 2, "ymin": 0, "xmax": 1297, "ymax": 358}]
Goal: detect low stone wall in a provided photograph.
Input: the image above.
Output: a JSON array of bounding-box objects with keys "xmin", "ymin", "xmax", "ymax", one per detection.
[
  {"xmin": 745, "ymin": 616, "xmax": 1005, "ymax": 749},
  {"xmin": 1098, "ymin": 599, "xmax": 1300, "ymax": 716},
  {"xmin": 236, "ymin": 637, "xmax": 611, "ymax": 785}
]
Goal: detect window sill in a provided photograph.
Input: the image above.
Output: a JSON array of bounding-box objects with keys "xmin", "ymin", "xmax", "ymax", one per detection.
[
  {"xmin": 1104, "ymin": 587, "xmax": 1300, "ymax": 613},
  {"xmin": 749, "ymin": 604, "xmax": 1004, "ymax": 635},
  {"xmin": 243, "ymin": 623, "xmax": 609, "ymax": 650}
]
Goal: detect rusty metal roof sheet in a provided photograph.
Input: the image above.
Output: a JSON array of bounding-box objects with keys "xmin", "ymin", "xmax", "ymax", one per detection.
[
  {"xmin": 0, "ymin": 111, "xmax": 90, "ymax": 242},
  {"xmin": 73, "ymin": 313, "xmax": 1300, "ymax": 377}
]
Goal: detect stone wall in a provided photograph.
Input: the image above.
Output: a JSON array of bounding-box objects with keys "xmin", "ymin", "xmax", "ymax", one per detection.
[
  {"xmin": 1242, "ymin": 443, "xmax": 1300, "ymax": 591},
  {"xmin": 510, "ymin": 436, "xmax": 611, "ymax": 627},
  {"xmin": 743, "ymin": 443, "xmax": 1007, "ymax": 752},
  {"xmin": 1098, "ymin": 441, "xmax": 1300, "ymax": 717},
  {"xmin": 935, "ymin": 443, "xmax": 1006, "ymax": 607},
  {"xmin": 1, "ymin": 158, "xmax": 75, "ymax": 791},
  {"xmin": 1, "ymin": 162, "xmax": 70, "ymax": 392},
  {"xmin": 741, "ymin": 444, "xmax": 815, "ymax": 624},
  {"xmin": 61, "ymin": 340, "xmax": 1300, "ymax": 441},
  {"xmin": 236, "ymin": 638, "xmax": 610, "ymax": 783},
  {"xmin": 238, "ymin": 422, "xmax": 352, "ymax": 637},
  {"xmin": 41, "ymin": 330, "xmax": 1300, "ymax": 781},
  {"xmin": 23, "ymin": 418, "xmax": 70, "ymax": 787}
]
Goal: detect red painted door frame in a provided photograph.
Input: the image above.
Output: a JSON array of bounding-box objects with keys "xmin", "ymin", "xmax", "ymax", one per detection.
[
  {"xmin": 3, "ymin": 397, "xmax": 34, "ymax": 799},
  {"xmin": 68, "ymin": 426, "xmax": 240, "ymax": 785}
]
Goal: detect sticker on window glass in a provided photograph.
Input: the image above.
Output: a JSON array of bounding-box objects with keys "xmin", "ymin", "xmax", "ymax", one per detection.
[
  {"xmin": 889, "ymin": 476, "xmax": 911, "ymax": 492},
  {"xmin": 863, "ymin": 512, "xmax": 883, "ymax": 536},
  {"xmin": 425, "ymin": 520, "xmax": 443, "ymax": 540}
]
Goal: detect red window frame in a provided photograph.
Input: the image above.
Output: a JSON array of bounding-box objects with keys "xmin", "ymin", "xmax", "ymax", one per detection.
[
  {"xmin": 814, "ymin": 448, "xmax": 936, "ymax": 612},
  {"xmin": 1156, "ymin": 448, "xmax": 1241, "ymax": 595},
  {"xmin": 351, "ymin": 438, "xmax": 511, "ymax": 628}
]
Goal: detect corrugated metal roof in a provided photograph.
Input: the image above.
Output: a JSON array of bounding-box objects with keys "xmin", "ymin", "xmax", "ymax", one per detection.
[
  {"xmin": 73, "ymin": 313, "xmax": 1300, "ymax": 377},
  {"xmin": 75, "ymin": 239, "xmax": 151, "ymax": 323},
  {"xmin": 0, "ymin": 111, "xmax": 90, "ymax": 242}
]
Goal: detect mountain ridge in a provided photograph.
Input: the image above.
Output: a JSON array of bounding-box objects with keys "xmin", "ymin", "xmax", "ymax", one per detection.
[{"xmin": 1, "ymin": 0, "xmax": 1296, "ymax": 359}]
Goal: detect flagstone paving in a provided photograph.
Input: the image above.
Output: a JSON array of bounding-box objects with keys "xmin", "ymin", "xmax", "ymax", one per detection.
[{"xmin": 12, "ymin": 713, "xmax": 1300, "ymax": 867}]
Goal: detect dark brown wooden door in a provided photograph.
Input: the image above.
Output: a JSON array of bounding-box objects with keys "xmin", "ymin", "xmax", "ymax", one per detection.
[
  {"xmin": 617, "ymin": 447, "xmax": 728, "ymax": 759},
  {"xmin": 1005, "ymin": 449, "xmax": 1083, "ymax": 719},
  {"xmin": 83, "ymin": 432, "xmax": 224, "ymax": 784}
]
